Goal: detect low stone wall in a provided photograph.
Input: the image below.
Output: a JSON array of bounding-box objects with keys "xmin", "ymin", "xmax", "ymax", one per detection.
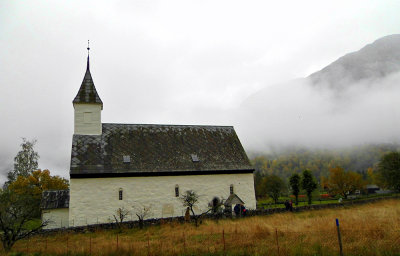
[
  {"xmin": 41, "ymin": 216, "xmax": 186, "ymax": 235},
  {"xmin": 40, "ymin": 195, "xmax": 399, "ymax": 235}
]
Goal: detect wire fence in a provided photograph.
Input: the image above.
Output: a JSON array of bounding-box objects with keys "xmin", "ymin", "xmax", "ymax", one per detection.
[
  {"xmin": 42, "ymin": 195, "xmax": 400, "ymax": 230},
  {"xmin": 5, "ymin": 196, "xmax": 400, "ymax": 255},
  {"xmin": 7, "ymin": 225, "xmax": 400, "ymax": 255}
]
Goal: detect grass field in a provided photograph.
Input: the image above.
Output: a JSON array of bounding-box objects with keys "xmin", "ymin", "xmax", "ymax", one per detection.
[
  {"xmin": 256, "ymin": 192, "xmax": 399, "ymax": 209},
  {"xmin": 5, "ymin": 199, "xmax": 400, "ymax": 255}
]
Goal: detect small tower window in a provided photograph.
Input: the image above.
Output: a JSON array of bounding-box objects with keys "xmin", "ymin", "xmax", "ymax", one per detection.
[
  {"xmin": 119, "ymin": 188, "xmax": 123, "ymax": 200},
  {"xmin": 175, "ymin": 185, "xmax": 179, "ymax": 197},
  {"xmin": 230, "ymin": 184, "xmax": 234, "ymax": 195}
]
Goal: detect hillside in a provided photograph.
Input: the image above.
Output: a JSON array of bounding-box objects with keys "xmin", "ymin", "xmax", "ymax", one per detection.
[
  {"xmin": 249, "ymin": 143, "xmax": 400, "ymax": 181},
  {"xmin": 237, "ymin": 34, "xmax": 400, "ymax": 150}
]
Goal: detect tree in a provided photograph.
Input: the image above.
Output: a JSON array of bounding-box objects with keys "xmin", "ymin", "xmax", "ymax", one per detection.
[
  {"xmin": 367, "ymin": 167, "xmax": 387, "ymax": 190},
  {"xmin": 134, "ymin": 205, "xmax": 152, "ymax": 229},
  {"xmin": 263, "ymin": 175, "xmax": 285, "ymax": 204},
  {"xmin": 289, "ymin": 173, "xmax": 301, "ymax": 205},
  {"xmin": 181, "ymin": 190, "xmax": 200, "ymax": 226},
  {"xmin": 5, "ymin": 138, "xmax": 39, "ymax": 187},
  {"xmin": 8, "ymin": 169, "xmax": 69, "ymax": 216},
  {"xmin": 208, "ymin": 197, "xmax": 225, "ymax": 219},
  {"xmin": 324, "ymin": 167, "xmax": 365, "ymax": 198},
  {"xmin": 113, "ymin": 207, "xmax": 130, "ymax": 229},
  {"xmin": 209, "ymin": 197, "xmax": 222, "ymax": 214},
  {"xmin": 301, "ymin": 170, "xmax": 317, "ymax": 205},
  {"xmin": 377, "ymin": 152, "xmax": 400, "ymax": 192},
  {"xmin": 180, "ymin": 190, "xmax": 210, "ymax": 227},
  {"xmin": 9, "ymin": 169, "xmax": 69, "ymax": 197},
  {"xmin": 0, "ymin": 189, "xmax": 47, "ymax": 252},
  {"xmin": 254, "ymin": 171, "xmax": 263, "ymax": 197}
]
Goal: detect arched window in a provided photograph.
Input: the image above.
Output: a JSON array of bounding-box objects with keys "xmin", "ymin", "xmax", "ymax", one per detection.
[
  {"xmin": 119, "ymin": 188, "xmax": 123, "ymax": 200},
  {"xmin": 230, "ymin": 184, "xmax": 234, "ymax": 194},
  {"xmin": 175, "ymin": 185, "xmax": 179, "ymax": 197}
]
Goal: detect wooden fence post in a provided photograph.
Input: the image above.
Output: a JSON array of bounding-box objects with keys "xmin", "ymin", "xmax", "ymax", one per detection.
[
  {"xmin": 336, "ymin": 219, "xmax": 343, "ymax": 256},
  {"xmin": 116, "ymin": 233, "xmax": 119, "ymax": 251},
  {"xmin": 147, "ymin": 232, "xmax": 150, "ymax": 256},
  {"xmin": 275, "ymin": 228, "xmax": 280, "ymax": 256},
  {"xmin": 222, "ymin": 229, "xmax": 226, "ymax": 255},
  {"xmin": 183, "ymin": 231, "xmax": 186, "ymax": 254}
]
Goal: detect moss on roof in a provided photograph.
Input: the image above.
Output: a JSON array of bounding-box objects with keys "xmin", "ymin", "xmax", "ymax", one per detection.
[
  {"xmin": 41, "ymin": 190, "xmax": 69, "ymax": 209},
  {"xmin": 70, "ymin": 123, "xmax": 253, "ymax": 175}
]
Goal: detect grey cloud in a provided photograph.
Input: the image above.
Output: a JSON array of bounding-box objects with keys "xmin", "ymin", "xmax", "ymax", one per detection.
[{"xmin": 1, "ymin": 0, "xmax": 400, "ymax": 185}]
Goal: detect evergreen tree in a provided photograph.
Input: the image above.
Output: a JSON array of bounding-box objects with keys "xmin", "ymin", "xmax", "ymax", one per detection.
[
  {"xmin": 289, "ymin": 173, "xmax": 301, "ymax": 205},
  {"xmin": 378, "ymin": 152, "xmax": 400, "ymax": 192},
  {"xmin": 301, "ymin": 169, "xmax": 317, "ymax": 205}
]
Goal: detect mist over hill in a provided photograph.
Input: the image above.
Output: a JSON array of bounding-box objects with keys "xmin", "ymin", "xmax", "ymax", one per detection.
[
  {"xmin": 309, "ymin": 34, "xmax": 400, "ymax": 90},
  {"xmin": 249, "ymin": 143, "xmax": 400, "ymax": 181},
  {"xmin": 237, "ymin": 34, "xmax": 400, "ymax": 152}
]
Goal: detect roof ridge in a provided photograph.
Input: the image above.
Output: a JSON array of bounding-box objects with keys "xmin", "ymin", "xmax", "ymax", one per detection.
[{"xmin": 102, "ymin": 123, "xmax": 234, "ymax": 128}]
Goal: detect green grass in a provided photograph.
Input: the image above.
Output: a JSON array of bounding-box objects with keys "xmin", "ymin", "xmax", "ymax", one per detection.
[
  {"xmin": 256, "ymin": 193, "xmax": 399, "ymax": 209},
  {"xmin": 24, "ymin": 219, "xmax": 42, "ymax": 230}
]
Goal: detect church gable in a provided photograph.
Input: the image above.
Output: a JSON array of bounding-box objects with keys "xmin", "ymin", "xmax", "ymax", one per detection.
[{"xmin": 70, "ymin": 123, "xmax": 253, "ymax": 177}]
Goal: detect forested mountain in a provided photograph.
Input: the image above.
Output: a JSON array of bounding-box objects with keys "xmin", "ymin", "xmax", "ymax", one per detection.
[{"xmin": 250, "ymin": 143, "xmax": 400, "ymax": 182}]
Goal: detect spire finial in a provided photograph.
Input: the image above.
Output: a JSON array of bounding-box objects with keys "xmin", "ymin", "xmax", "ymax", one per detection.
[{"xmin": 86, "ymin": 40, "xmax": 90, "ymax": 70}]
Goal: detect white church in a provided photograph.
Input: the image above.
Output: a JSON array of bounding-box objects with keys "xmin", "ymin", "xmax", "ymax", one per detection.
[{"xmin": 41, "ymin": 50, "xmax": 256, "ymax": 229}]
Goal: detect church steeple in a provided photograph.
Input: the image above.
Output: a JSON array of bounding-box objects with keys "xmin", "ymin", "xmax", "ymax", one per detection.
[
  {"xmin": 73, "ymin": 42, "xmax": 103, "ymax": 135},
  {"xmin": 86, "ymin": 42, "xmax": 90, "ymax": 70},
  {"xmin": 73, "ymin": 41, "xmax": 103, "ymax": 107}
]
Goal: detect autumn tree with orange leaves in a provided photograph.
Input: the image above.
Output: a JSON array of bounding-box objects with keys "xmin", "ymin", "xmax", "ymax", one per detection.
[
  {"xmin": 0, "ymin": 139, "xmax": 69, "ymax": 252},
  {"xmin": 9, "ymin": 169, "xmax": 69, "ymax": 198},
  {"xmin": 8, "ymin": 169, "xmax": 69, "ymax": 217},
  {"xmin": 323, "ymin": 167, "xmax": 365, "ymax": 199}
]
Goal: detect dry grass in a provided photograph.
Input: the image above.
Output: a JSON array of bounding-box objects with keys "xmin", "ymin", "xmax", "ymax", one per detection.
[{"xmin": 5, "ymin": 199, "xmax": 400, "ymax": 255}]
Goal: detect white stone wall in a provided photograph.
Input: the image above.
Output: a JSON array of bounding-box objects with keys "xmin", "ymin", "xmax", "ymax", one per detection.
[
  {"xmin": 73, "ymin": 104, "xmax": 102, "ymax": 135},
  {"xmin": 42, "ymin": 208, "xmax": 69, "ymax": 229},
  {"xmin": 69, "ymin": 173, "xmax": 256, "ymax": 227}
]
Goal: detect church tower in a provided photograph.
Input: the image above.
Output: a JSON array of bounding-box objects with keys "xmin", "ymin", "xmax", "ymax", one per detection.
[{"xmin": 73, "ymin": 44, "xmax": 103, "ymax": 135}]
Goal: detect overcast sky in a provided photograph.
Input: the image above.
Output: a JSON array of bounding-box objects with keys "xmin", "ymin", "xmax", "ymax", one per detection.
[{"xmin": 1, "ymin": 0, "xmax": 399, "ymax": 182}]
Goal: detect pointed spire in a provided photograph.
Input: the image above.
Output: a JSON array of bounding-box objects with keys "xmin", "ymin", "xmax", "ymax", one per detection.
[
  {"xmin": 73, "ymin": 41, "xmax": 103, "ymax": 108},
  {"xmin": 87, "ymin": 40, "xmax": 90, "ymax": 70}
]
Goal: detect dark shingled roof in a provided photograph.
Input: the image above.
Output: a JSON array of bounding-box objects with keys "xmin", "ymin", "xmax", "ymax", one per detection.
[
  {"xmin": 72, "ymin": 56, "xmax": 103, "ymax": 107},
  {"xmin": 41, "ymin": 190, "xmax": 69, "ymax": 209},
  {"xmin": 70, "ymin": 123, "xmax": 253, "ymax": 177}
]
